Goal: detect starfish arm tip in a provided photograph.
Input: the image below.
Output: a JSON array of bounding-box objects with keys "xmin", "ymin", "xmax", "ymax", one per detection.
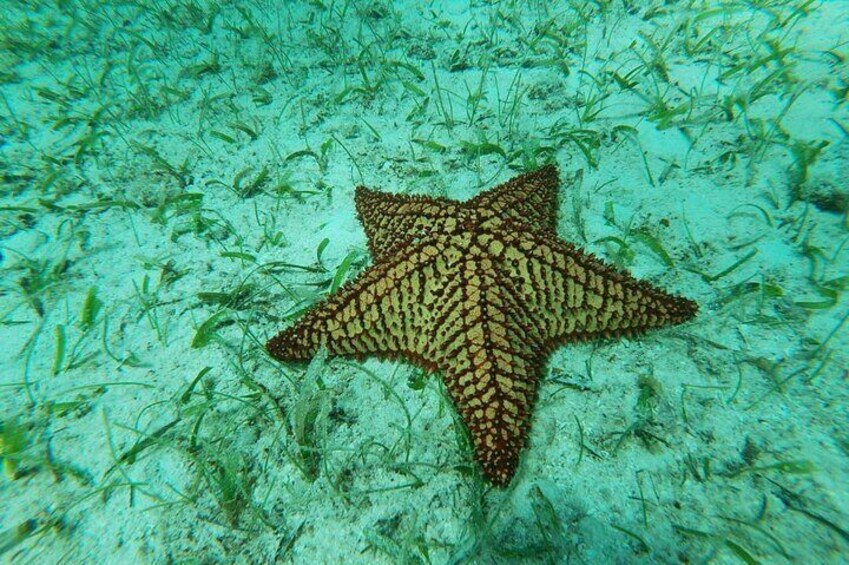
[{"xmin": 266, "ymin": 325, "xmax": 316, "ymax": 362}]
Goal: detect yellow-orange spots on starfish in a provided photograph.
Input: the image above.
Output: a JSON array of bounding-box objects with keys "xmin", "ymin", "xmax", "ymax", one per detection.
[{"xmin": 266, "ymin": 164, "xmax": 698, "ymax": 487}]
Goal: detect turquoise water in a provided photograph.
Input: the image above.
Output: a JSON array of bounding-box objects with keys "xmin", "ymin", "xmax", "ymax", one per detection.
[{"xmin": 1, "ymin": 1, "xmax": 848, "ymax": 563}]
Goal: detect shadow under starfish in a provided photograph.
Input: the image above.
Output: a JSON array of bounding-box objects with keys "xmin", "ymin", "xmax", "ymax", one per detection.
[{"xmin": 267, "ymin": 164, "xmax": 698, "ymax": 487}]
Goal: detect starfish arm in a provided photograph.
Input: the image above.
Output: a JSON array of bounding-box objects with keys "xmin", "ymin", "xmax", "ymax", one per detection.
[
  {"xmin": 496, "ymin": 224, "xmax": 698, "ymax": 346},
  {"xmin": 354, "ymin": 186, "xmax": 461, "ymax": 261},
  {"xmin": 467, "ymin": 164, "xmax": 560, "ymax": 231},
  {"xmin": 266, "ymin": 241, "xmax": 446, "ymax": 366},
  {"xmin": 422, "ymin": 247, "xmax": 546, "ymax": 485},
  {"xmin": 441, "ymin": 351, "xmax": 544, "ymax": 486}
]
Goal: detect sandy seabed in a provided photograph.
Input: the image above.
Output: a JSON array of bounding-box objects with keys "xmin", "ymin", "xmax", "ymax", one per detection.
[{"xmin": 1, "ymin": 1, "xmax": 848, "ymax": 563}]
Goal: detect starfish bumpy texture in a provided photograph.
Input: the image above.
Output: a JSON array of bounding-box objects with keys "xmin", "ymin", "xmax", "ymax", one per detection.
[{"xmin": 267, "ymin": 164, "xmax": 698, "ymax": 486}]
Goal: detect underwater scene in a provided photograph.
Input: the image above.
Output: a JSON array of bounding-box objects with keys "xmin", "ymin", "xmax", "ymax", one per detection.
[{"xmin": 1, "ymin": 0, "xmax": 848, "ymax": 563}]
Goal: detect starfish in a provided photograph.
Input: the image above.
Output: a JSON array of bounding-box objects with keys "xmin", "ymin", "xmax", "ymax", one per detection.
[{"xmin": 267, "ymin": 164, "xmax": 697, "ymax": 486}]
